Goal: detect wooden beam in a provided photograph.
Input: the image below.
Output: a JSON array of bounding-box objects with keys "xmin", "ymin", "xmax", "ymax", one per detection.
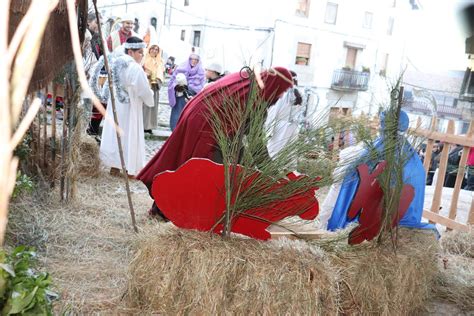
[
  {"xmin": 423, "ymin": 210, "xmax": 470, "ymax": 232},
  {"xmin": 267, "ymin": 225, "xmax": 328, "ymax": 240},
  {"xmin": 410, "ymin": 128, "xmax": 474, "ymax": 148},
  {"xmin": 269, "ymin": 230, "xmax": 327, "ymax": 240}
]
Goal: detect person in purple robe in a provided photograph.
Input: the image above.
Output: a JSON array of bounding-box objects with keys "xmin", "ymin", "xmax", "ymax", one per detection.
[{"xmin": 168, "ymin": 53, "xmax": 205, "ymax": 131}]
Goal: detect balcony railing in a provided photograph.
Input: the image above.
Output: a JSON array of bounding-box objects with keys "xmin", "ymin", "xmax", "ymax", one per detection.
[
  {"xmin": 331, "ymin": 69, "xmax": 369, "ymax": 91},
  {"xmin": 402, "ymin": 100, "xmax": 463, "ymax": 119}
]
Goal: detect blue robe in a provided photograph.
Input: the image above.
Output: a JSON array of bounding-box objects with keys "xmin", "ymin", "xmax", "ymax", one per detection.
[{"xmin": 327, "ymin": 137, "xmax": 436, "ymax": 231}]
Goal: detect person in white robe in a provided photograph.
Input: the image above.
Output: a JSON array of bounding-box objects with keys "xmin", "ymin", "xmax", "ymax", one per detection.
[
  {"xmin": 265, "ymin": 71, "xmax": 303, "ymax": 158},
  {"xmin": 100, "ymin": 37, "xmax": 154, "ymax": 177}
]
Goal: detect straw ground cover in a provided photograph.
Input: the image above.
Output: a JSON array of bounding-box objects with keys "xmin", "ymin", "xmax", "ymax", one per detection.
[
  {"xmin": 4, "ymin": 164, "xmax": 471, "ymax": 314},
  {"xmin": 6, "ymin": 168, "xmax": 158, "ymax": 314},
  {"xmin": 433, "ymin": 230, "xmax": 474, "ymax": 312}
]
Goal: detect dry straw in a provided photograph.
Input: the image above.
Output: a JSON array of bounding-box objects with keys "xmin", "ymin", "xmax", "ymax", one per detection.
[
  {"xmin": 124, "ymin": 227, "xmax": 438, "ymax": 315},
  {"xmin": 434, "ymin": 230, "xmax": 474, "ymax": 311},
  {"xmin": 6, "ymin": 172, "xmax": 155, "ymax": 314},
  {"xmin": 125, "ymin": 226, "xmax": 339, "ymax": 315}
]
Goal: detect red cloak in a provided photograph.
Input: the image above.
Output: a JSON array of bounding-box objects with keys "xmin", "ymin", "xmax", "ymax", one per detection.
[{"xmin": 136, "ymin": 67, "xmax": 293, "ymax": 193}]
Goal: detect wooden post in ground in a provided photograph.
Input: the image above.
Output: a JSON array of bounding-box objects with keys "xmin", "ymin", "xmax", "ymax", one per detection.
[
  {"xmin": 93, "ymin": 0, "xmax": 138, "ymax": 233},
  {"xmin": 50, "ymin": 84, "xmax": 57, "ymax": 187},
  {"xmin": 42, "ymin": 87, "xmax": 48, "ymax": 170},
  {"xmin": 468, "ymin": 197, "xmax": 474, "ymax": 225},
  {"xmin": 447, "ymin": 120, "xmax": 473, "ymax": 230},
  {"xmin": 60, "ymin": 80, "xmax": 69, "ymax": 201},
  {"xmin": 36, "ymin": 97, "xmax": 41, "ymax": 168},
  {"xmin": 429, "ymin": 120, "xmax": 454, "ymax": 221}
]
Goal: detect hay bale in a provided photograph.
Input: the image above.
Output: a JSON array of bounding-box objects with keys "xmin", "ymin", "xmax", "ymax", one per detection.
[
  {"xmin": 76, "ymin": 136, "xmax": 100, "ymax": 178},
  {"xmin": 440, "ymin": 229, "xmax": 474, "ymax": 258},
  {"xmin": 331, "ymin": 230, "xmax": 439, "ymax": 315},
  {"xmin": 434, "ymin": 230, "xmax": 474, "ymax": 312},
  {"xmin": 125, "ymin": 226, "xmax": 339, "ymax": 314},
  {"xmin": 124, "ymin": 226, "xmax": 438, "ymax": 315}
]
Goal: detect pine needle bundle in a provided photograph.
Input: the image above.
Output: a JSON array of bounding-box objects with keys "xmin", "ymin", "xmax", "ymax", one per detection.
[{"xmin": 206, "ymin": 70, "xmax": 345, "ymax": 236}]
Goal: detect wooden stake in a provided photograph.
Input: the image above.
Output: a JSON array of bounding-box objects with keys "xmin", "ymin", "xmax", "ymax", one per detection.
[
  {"xmin": 50, "ymin": 84, "xmax": 57, "ymax": 187},
  {"xmin": 430, "ymin": 120, "xmax": 454, "ymax": 220},
  {"xmin": 60, "ymin": 80, "xmax": 69, "ymax": 201},
  {"xmin": 447, "ymin": 120, "xmax": 473, "ymax": 229},
  {"xmin": 42, "ymin": 87, "xmax": 48, "ymax": 170},
  {"xmin": 93, "ymin": 0, "xmax": 138, "ymax": 233},
  {"xmin": 36, "ymin": 102, "xmax": 41, "ymax": 168}
]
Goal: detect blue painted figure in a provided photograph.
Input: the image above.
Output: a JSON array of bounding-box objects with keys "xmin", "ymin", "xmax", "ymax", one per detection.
[{"xmin": 327, "ymin": 110, "xmax": 436, "ymax": 231}]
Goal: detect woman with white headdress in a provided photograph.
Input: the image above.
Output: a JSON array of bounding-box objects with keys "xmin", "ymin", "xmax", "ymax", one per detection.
[{"xmin": 142, "ymin": 43, "xmax": 164, "ymax": 134}]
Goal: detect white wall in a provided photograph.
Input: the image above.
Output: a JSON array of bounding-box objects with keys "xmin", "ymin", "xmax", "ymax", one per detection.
[{"xmin": 98, "ymin": 0, "xmax": 413, "ymax": 119}]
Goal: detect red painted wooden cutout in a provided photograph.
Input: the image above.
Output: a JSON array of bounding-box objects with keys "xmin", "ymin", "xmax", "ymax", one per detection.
[
  {"xmin": 347, "ymin": 162, "xmax": 415, "ymax": 245},
  {"xmin": 151, "ymin": 158, "xmax": 319, "ymax": 240}
]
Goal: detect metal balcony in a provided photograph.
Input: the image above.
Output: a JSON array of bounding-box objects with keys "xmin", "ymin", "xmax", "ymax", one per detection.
[{"xmin": 331, "ymin": 69, "xmax": 369, "ymax": 92}]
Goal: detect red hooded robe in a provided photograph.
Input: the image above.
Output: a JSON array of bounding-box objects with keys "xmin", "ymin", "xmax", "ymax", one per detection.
[{"xmin": 137, "ymin": 66, "xmax": 293, "ymax": 193}]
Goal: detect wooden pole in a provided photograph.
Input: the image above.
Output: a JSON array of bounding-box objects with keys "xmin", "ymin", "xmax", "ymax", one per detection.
[
  {"xmin": 93, "ymin": 0, "xmax": 138, "ymax": 233},
  {"xmin": 0, "ymin": 0, "xmax": 13, "ymax": 246},
  {"xmin": 36, "ymin": 101, "xmax": 41, "ymax": 168},
  {"xmin": 447, "ymin": 121, "xmax": 473, "ymax": 229},
  {"xmin": 65, "ymin": 67, "xmax": 78, "ymax": 201},
  {"xmin": 60, "ymin": 80, "xmax": 69, "ymax": 201},
  {"xmin": 42, "ymin": 87, "xmax": 48, "ymax": 170},
  {"xmin": 50, "ymin": 84, "xmax": 57, "ymax": 187},
  {"xmin": 429, "ymin": 120, "xmax": 454, "ymax": 221}
]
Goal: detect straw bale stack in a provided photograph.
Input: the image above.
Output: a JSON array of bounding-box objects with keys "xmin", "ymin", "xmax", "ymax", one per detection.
[{"xmin": 124, "ymin": 226, "xmax": 438, "ymax": 315}]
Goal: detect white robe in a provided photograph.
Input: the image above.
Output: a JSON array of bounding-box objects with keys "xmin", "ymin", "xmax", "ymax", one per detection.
[
  {"xmin": 265, "ymin": 89, "xmax": 302, "ymax": 158},
  {"xmin": 318, "ymin": 143, "xmax": 365, "ymax": 229},
  {"xmin": 100, "ymin": 54, "xmax": 154, "ymax": 175}
]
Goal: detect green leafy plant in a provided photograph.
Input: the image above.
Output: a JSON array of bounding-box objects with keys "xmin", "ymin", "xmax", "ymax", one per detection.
[
  {"xmin": 13, "ymin": 135, "xmax": 32, "ymax": 162},
  {"xmin": 12, "ymin": 173, "xmax": 34, "ymax": 199},
  {"xmin": 0, "ymin": 246, "xmax": 56, "ymax": 315}
]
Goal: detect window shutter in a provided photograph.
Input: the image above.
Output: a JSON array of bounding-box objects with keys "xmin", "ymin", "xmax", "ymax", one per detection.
[{"xmin": 297, "ymin": 43, "xmax": 311, "ymax": 58}]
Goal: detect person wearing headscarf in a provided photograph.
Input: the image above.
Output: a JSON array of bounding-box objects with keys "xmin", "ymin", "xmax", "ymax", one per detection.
[
  {"xmin": 142, "ymin": 44, "xmax": 164, "ymax": 133},
  {"xmin": 167, "ymin": 53, "xmax": 206, "ymax": 130},
  {"xmin": 137, "ymin": 66, "xmax": 293, "ymax": 217},
  {"xmin": 205, "ymin": 62, "xmax": 224, "ymax": 86}
]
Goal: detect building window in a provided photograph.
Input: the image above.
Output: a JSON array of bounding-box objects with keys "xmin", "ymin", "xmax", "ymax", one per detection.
[
  {"xmin": 345, "ymin": 47, "xmax": 358, "ymax": 69},
  {"xmin": 192, "ymin": 30, "xmax": 201, "ymax": 47},
  {"xmin": 363, "ymin": 12, "xmax": 373, "ymax": 29},
  {"xmin": 295, "ymin": 42, "xmax": 311, "ymax": 65},
  {"xmin": 324, "ymin": 2, "xmax": 338, "ymax": 25},
  {"xmin": 180, "ymin": 30, "xmax": 185, "ymax": 41},
  {"xmin": 461, "ymin": 121, "xmax": 470, "ymax": 134},
  {"xmin": 387, "ymin": 17, "xmax": 394, "ymax": 35},
  {"xmin": 379, "ymin": 53, "xmax": 389, "ymax": 76},
  {"xmin": 296, "ymin": 0, "xmax": 311, "ymax": 17},
  {"xmin": 184, "ymin": 0, "xmax": 189, "ymax": 6}
]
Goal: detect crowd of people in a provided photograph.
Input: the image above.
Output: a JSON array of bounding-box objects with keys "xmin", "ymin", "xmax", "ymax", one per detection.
[{"xmin": 418, "ymin": 140, "xmax": 474, "ymax": 190}]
